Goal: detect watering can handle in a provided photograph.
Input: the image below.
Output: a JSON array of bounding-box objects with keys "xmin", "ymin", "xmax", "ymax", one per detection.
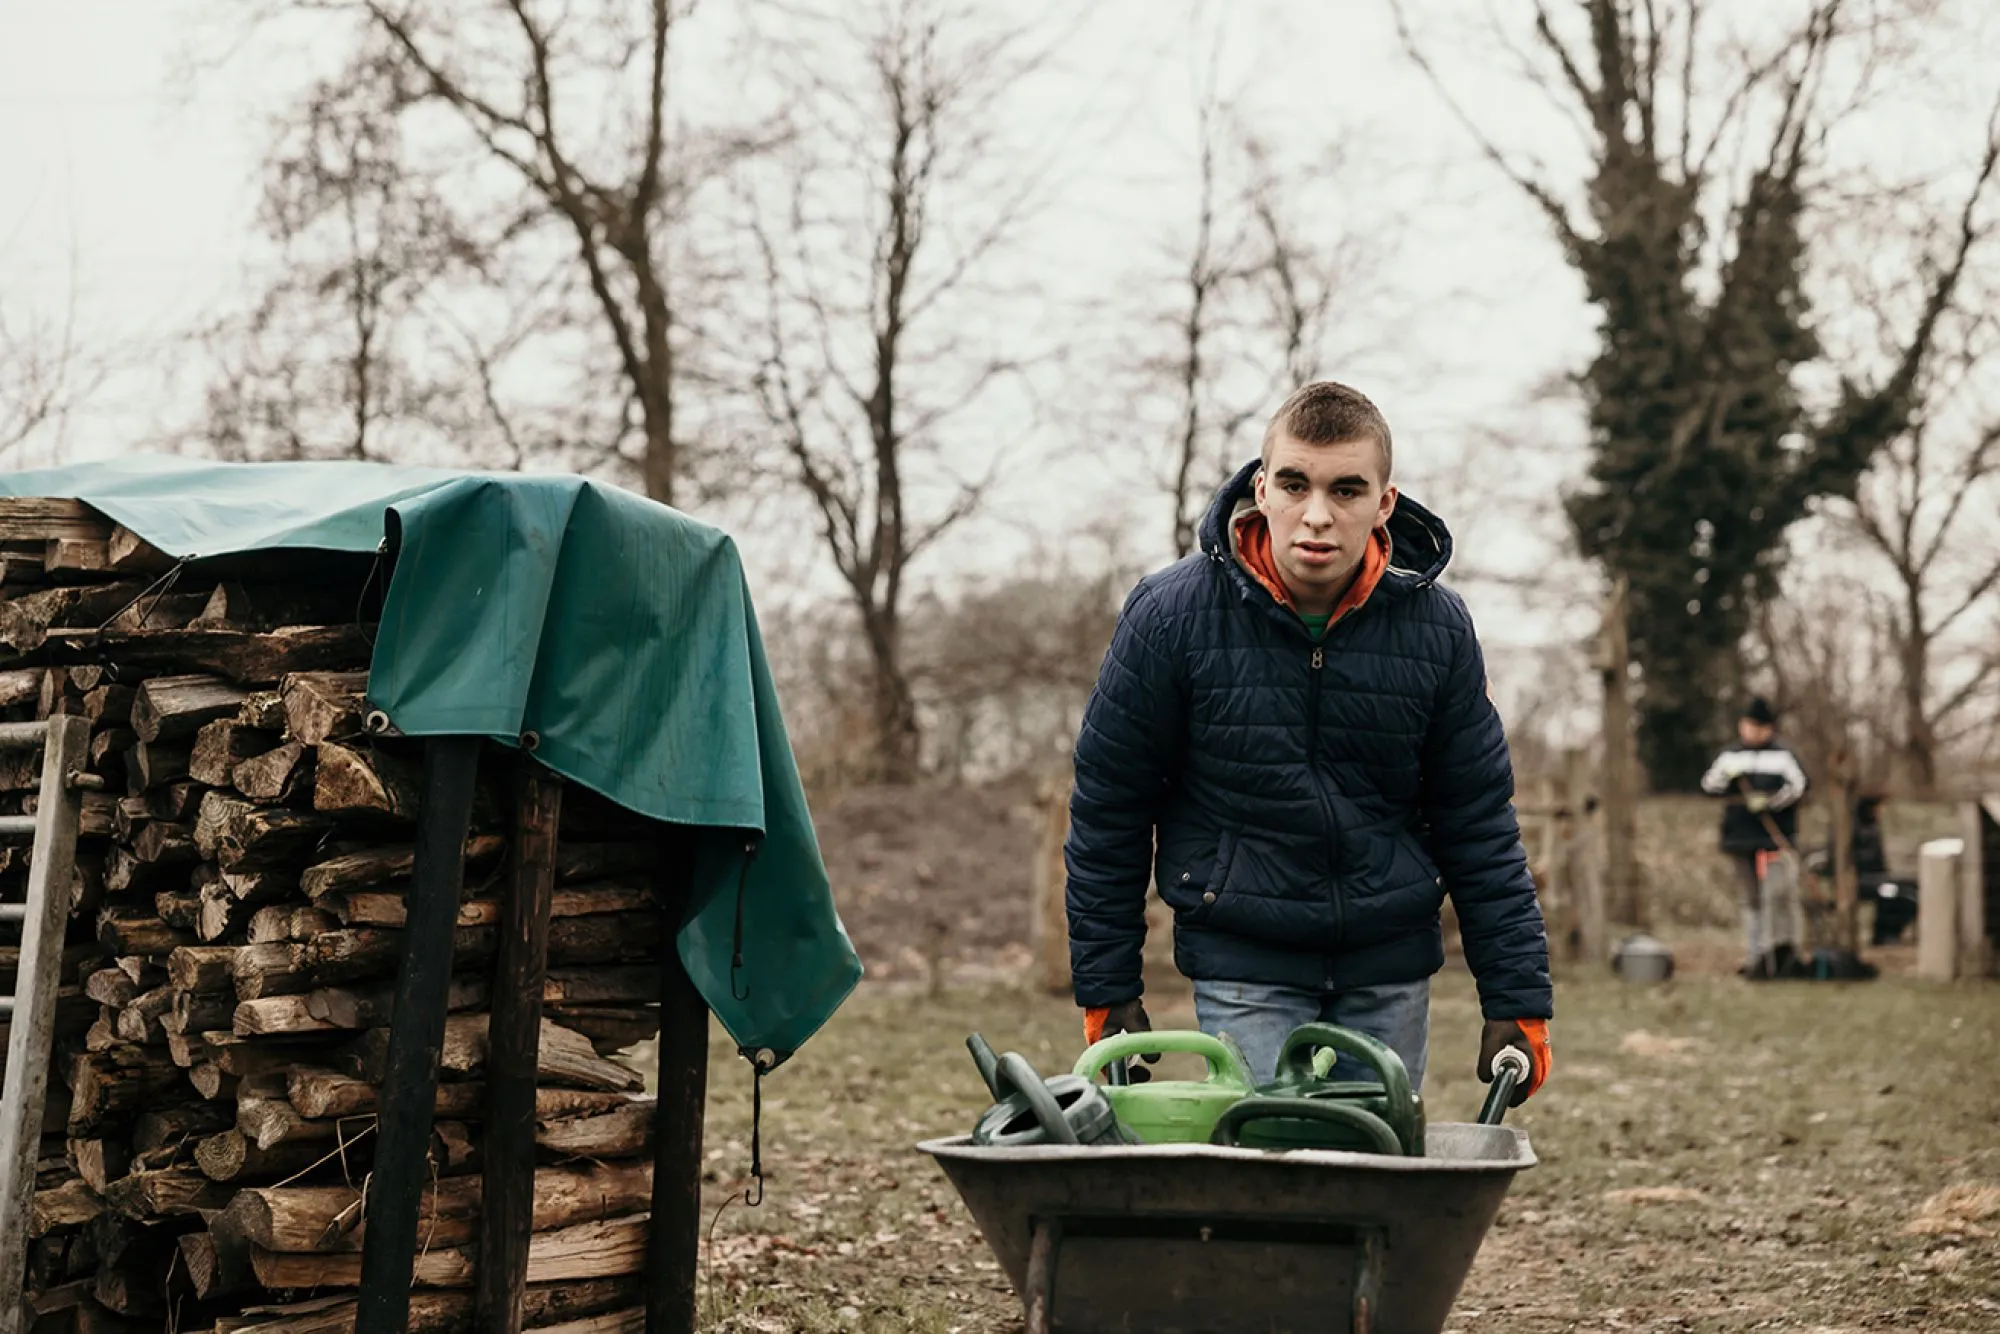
[
  {"xmin": 1072, "ymin": 1031, "xmax": 1254, "ymax": 1087},
  {"xmin": 1274, "ymin": 1024, "xmax": 1421, "ymax": 1148},
  {"xmin": 1209, "ymin": 1096, "xmax": 1404, "ymax": 1155},
  {"xmin": 1478, "ymin": 1046, "xmax": 1530, "ymax": 1126},
  {"xmin": 993, "ymin": 1052, "xmax": 1081, "ymax": 1145}
]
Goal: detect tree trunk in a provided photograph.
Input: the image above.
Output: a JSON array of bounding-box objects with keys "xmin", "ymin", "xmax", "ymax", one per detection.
[{"xmin": 861, "ymin": 606, "xmax": 920, "ymax": 783}]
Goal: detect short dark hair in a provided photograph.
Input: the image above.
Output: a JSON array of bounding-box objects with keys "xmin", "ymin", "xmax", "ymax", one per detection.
[{"xmin": 1261, "ymin": 381, "xmax": 1393, "ymax": 478}]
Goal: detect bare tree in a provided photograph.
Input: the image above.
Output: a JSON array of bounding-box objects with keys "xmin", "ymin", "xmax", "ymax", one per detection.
[
  {"xmin": 0, "ymin": 262, "xmax": 106, "ymax": 462},
  {"xmin": 1155, "ymin": 81, "xmax": 1383, "ymax": 555},
  {"xmin": 216, "ymin": 0, "xmax": 733, "ymax": 500},
  {"xmin": 1849, "ymin": 408, "xmax": 2000, "ymax": 794},
  {"xmin": 738, "ymin": 0, "xmax": 1056, "ymax": 783},
  {"xmin": 1393, "ymin": 0, "xmax": 2000, "ymax": 788}
]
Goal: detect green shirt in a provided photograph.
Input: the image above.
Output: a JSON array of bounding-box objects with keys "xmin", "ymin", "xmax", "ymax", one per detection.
[{"xmin": 1299, "ymin": 611, "xmax": 1332, "ymax": 639}]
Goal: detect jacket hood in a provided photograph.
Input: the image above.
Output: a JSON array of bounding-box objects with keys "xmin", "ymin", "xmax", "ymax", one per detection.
[{"xmin": 1196, "ymin": 457, "xmax": 1454, "ymax": 593}]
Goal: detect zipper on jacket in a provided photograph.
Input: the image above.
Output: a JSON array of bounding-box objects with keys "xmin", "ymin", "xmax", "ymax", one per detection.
[{"xmin": 1307, "ymin": 644, "xmax": 1323, "ymax": 744}]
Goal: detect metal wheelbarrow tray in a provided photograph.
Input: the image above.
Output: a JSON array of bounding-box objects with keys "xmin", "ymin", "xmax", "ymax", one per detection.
[{"xmin": 919, "ymin": 1121, "xmax": 1534, "ymax": 1334}]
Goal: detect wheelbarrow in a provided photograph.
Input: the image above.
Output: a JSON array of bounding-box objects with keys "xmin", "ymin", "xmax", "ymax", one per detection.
[{"xmin": 919, "ymin": 1050, "xmax": 1535, "ymax": 1334}]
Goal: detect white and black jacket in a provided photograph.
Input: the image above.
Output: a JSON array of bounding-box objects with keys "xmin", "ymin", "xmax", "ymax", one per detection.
[{"xmin": 1699, "ymin": 740, "xmax": 1809, "ymax": 854}]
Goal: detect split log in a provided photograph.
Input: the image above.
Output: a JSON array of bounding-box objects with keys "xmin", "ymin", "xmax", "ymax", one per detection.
[
  {"xmin": 300, "ymin": 976, "xmax": 487, "ymax": 1031},
  {"xmin": 168, "ymin": 945, "xmax": 240, "ymax": 993},
  {"xmin": 535, "ymin": 1099, "xmax": 655, "ymax": 1161},
  {"xmin": 91, "ymin": 728, "xmax": 137, "ymax": 774},
  {"xmin": 110, "ymin": 986, "xmax": 173, "ymax": 1044},
  {"xmin": 167, "ymin": 990, "xmax": 236, "ymax": 1036},
  {"xmin": 249, "ymin": 1214, "xmax": 648, "ymax": 1289},
  {"xmin": 27, "ymin": 625, "xmax": 374, "ymax": 685},
  {"xmin": 131, "ymin": 820, "xmax": 197, "ymax": 864},
  {"xmin": 338, "ymin": 1016, "xmax": 642, "ymax": 1093},
  {"xmin": 232, "ymin": 944, "xmax": 313, "ymax": 999},
  {"xmin": 218, "ymin": 804, "xmax": 335, "ymax": 872},
  {"xmin": 70, "ymin": 1140, "xmax": 132, "ymax": 1195},
  {"xmin": 248, "ymin": 904, "xmax": 337, "ymax": 944},
  {"xmin": 73, "ymin": 790, "xmax": 118, "ymax": 838},
  {"xmin": 102, "ymin": 1167, "xmax": 230, "ymax": 1219},
  {"xmin": 313, "ymin": 741, "xmax": 420, "ymax": 819},
  {"xmin": 192, "ymin": 581, "xmax": 358, "ymax": 633},
  {"xmin": 225, "ymin": 1160, "xmax": 652, "ymax": 1253},
  {"xmin": 0, "ymin": 668, "xmax": 43, "ymax": 708},
  {"xmin": 105, "ymin": 526, "xmax": 174, "ymax": 574},
  {"xmin": 541, "ymin": 966, "xmax": 661, "ymax": 1007},
  {"xmin": 178, "ymin": 1229, "xmax": 252, "ymax": 1302},
  {"xmin": 190, "ymin": 1063, "xmax": 238, "ymax": 1101},
  {"xmin": 84, "ymin": 968, "xmax": 140, "ymax": 1008},
  {"xmin": 236, "ymin": 975, "xmax": 488, "ymax": 1037},
  {"xmin": 30, "ymin": 1179, "xmax": 105, "ymax": 1237},
  {"xmin": 166, "ymin": 1032, "xmax": 210, "ymax": 1068},
  {"xmin": 280, "ymin": 671, "xmax": 370, "ymax": 746},
  {"xmin": 208, "ymin": 1033, "xmax": 341, "ymax": 1080},
  {"xmin": 198, "ymin": 879, "xmax": 251, "ymax": 941},
  {"xmin": 124, "ymin": 741, "xmax": 189, "ymax": 792},
  {"xmin": 80, "ymin": 684, "xmax": 135, "ymax": 727},
  {"xmin": 286, "ymin": 1068, "xmax": 628, "ymax": 1123},
  {"xmin": 322, "ymin": 881, "xmax": 656, "ymax": 930},
  {"xmin": 42, "ymin": 536, "xmax": 109, "ymax": 576},
  {"xmin": 554, "ymin": 843, "xmax": 652, "ymax": 883},
  {"xmin": 210, "ymin": 1277, "xmax": 642, "ymax": 1334},
  {"xmin": 237, "ymin": 1096, "xmax": 361, "ymax": 1154},
  {"xmin": 225, "ymin": 870, "xmax": 300, "ymax": 904},
  {"xmin": 544, "ymin": 1006, "xmax": 661, "ymax": 1057},
  {"xmin": 96, "ymin": 908, "xmax": 195, "ymax": 956},
  {"xmin": 0, "ymin": 580, "xmax": 145, "ymax": 653},
  {"xmin": 195, "ymin": 1130, "xmax": 353, "ymax": 1185},
  {"xmin": 238, "ymin": 689, "xmax": 288, "ymax": 731},
  {"xmin": 140, "ymin": 781, "xmax": 206, "ymax": 823},
  {"xmin": 132, "ymin": 675, "xmax": 249, "ymax": 743},
  {"xmin": 234, "ymin": 740, "xmax": 311, "ymax": 804},
  {"xmin": 299, "ymin": 833, "xmax": 506, "ymax": 898},
  {"xmin": 190, "ymin": 720, "xmax": 277, "ymax": 787},
  {"xmin": 154, "ymin": 889, "xmax": 201, "ymax": 930},
  {"xmin": 299, "ymin": 913, "xmax": 660, "ymax": 988},
  {"xmin": 131, "ymin": 1101, "xmax": 235, "ymax": 1151}
]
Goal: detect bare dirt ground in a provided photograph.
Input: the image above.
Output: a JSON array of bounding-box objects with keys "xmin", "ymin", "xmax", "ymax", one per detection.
[{"xmin": 685, "ymin": 788, "xmax": 1999, "ymax": 1332}]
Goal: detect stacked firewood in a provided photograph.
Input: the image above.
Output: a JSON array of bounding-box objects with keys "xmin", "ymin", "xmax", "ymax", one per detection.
[{"xmin": 0, "ymin": 500, "xmax": 661, "ymax": 1334}]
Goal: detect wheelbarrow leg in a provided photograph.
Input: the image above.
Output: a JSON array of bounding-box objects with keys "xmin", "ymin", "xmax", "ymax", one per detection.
[
  {"xmin": 1352, "ymin": 1226, "xmax": 1385, "ymax": 1334},
  {"xmin": 1024, "ymin": 1217, "xmax": 1062, "ymax": 1334}
]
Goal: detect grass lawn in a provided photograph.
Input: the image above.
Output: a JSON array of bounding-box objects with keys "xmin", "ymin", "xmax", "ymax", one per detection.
[{"xmin": 690, "ymin": 965, "xmax": 2000, "ymax": 1333}]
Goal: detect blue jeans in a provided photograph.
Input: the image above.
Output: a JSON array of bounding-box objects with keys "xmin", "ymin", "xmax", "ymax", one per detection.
[{"xmin": 1192, "ymin": 977, "xmax": 1430, "ymax": 1091}]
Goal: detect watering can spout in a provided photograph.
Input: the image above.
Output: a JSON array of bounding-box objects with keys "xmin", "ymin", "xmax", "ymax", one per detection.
[{"xmin": 966, "ymin": 1033, "xmax": 1002, "ymax": 1100}]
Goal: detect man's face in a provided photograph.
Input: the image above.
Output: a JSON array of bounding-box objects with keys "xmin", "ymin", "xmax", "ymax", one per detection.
[
  {"xmin": 1738, "ymin": 718, "xmax": 1775, "ymax": 746},
  {"xmin": 1254, "ymin": 434, "xmax": 1397, "ymax": 611}
]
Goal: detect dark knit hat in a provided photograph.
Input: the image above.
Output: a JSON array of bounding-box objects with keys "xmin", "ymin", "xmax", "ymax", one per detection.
[{"xmin": 1742, "ymin": 696, "xmax": 1777, "ymax": 726}]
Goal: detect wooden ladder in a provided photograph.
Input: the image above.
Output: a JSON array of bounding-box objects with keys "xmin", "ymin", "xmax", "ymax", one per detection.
[{"xmin": 0, "ymin": 716, "xmax": 93, "ymax": 1334}]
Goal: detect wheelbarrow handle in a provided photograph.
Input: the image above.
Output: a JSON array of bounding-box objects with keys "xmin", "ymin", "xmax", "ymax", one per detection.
[{"xmin": 1478, "ymin": 1046, "xmax": 1531, "ymax": 1126}]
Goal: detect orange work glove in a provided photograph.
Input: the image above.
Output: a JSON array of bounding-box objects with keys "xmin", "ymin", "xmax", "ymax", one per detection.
[
  {"xmin": 1477, "ymin": 1018, "xmax": 1551, "ymax": 1107},
  {"xmin": 1082, "ymin": 1000, "xmax": 1155, "ymax": 1082}
]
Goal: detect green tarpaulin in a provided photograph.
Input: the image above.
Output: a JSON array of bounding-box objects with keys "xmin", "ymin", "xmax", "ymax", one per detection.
[{"xmin": 0, "ymin": 456, "xmax": 861, "ymax": 1062}]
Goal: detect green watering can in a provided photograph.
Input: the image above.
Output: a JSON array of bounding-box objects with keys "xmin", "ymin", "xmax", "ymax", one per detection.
[
  {"xmin": 966, "ymin": 1036, "xmax": 1133, "ymax": 1147},
  {"xmin": 1071, "ymin": 1031, "xmax": 1256, "ymax": 1144},
  {"xmin": 1210, "ymin": 1023, "xmax": 1425, "ymax": 1156}
]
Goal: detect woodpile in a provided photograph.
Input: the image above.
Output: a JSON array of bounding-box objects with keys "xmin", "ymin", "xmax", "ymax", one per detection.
[{"xmin": 0, "ymin": 501, "xmax": 662, "ymax": 1333}]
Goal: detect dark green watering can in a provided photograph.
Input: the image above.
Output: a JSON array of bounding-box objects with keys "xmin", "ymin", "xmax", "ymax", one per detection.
[
  {"xmin": 1210, "ymin": 1023, "xmax": 1425, "ymax": 1156},
  {"xmin": 966, "ymin": 1036, "xmax": 1133, "ymax": 1147}
]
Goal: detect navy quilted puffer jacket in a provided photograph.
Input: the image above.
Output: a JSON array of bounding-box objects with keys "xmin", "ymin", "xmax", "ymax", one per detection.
[{"xmin": 1063, "ymin": 461, "xmax": 1552, "ymax": 1020}]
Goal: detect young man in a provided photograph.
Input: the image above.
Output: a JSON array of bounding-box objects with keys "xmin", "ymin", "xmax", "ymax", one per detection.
[
  {"xmin": 1063, "ymin": 381, "xmax": 1551, "ymax": 1104},
  {"xmin": 1699, "ymin": 697, "xmax": 1809, "ymax": 976}
]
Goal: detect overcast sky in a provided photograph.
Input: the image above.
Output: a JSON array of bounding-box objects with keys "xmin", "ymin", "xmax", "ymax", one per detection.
[{"xmin": 4, "ymin": 0, "xmax": 1996, "ymax": 719}]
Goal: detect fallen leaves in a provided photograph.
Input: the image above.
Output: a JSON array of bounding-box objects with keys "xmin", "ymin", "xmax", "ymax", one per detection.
[
  {"xmin": 1601, "ymin": 1186, "xmax": 1707, "ymax": 1206},
  {"xmin": 1903, "ymin": 1183, "xmax": 2000, "ymax": 1240}
]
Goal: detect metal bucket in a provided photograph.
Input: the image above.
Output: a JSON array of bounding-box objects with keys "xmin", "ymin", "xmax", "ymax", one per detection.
[{"xmin": 920, "ymin": 1122, "xmax": 1535, "ymax": 1334}]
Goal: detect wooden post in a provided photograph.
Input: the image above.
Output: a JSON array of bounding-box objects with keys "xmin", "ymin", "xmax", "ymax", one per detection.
[
  {"xmin": 355, "ymin": 736, "xmax": 482, "ymax": 1334},
  {"xmin": 648, "ymin": 831, "xmax": 707, "ymax": 1334},
  {"xmin": 1567, "ymin": 745, "xmax": 1608, "ymax": 968},
  {"xmin": 1030, "ymin": 776, "xmax": 1071, "ymax": 995},
  {"xmin": 1596, "ymin": 578, "xmax": 1642, "ymax": 927},
  {"xmin": 1916, "ymin": 838, "xmax": 1964, "ymax": 982},
  {"xmin": 1960, "ymin": 798, "xmax": 1996, "ymax": 979},
  {"xmin": 476, "ymin": 762, "xmax": 563, "ymax": 1334},
  {"xmin": 1532, "ymin": 776, "xmax": 1570, "ymax": 961},
  {"xmin": 1830, "ymin": 743, "xmax": 1858, "ymax": 954}
]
